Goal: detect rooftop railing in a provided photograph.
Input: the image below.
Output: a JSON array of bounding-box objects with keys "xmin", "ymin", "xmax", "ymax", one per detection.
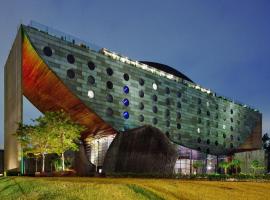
[{"xmin": 28, "ymin": 21, "xmax": 260, "ymax": 113}]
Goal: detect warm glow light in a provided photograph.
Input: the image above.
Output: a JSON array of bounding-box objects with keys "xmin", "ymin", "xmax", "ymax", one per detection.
[
  {"xmin": 88, "ymin": 90, "xmax": 94, "ymax": 98},
  {"xmin": 152, "ymin": 83, "xmax": 158, "ymax": 90}
]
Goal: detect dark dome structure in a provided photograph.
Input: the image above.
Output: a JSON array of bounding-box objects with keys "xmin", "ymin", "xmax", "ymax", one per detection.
[{"xmin": 140, "ymin": 61, "xmax": 194, "ymax": 83}]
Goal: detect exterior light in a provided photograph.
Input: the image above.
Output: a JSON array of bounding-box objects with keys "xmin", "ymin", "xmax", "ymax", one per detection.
[
  {"xmin": 152, "ymin": 83, "xmax": 158, "ymax": 90},
  {"xmin": 197, "ymin": 128, "xmax": 200, "ymax": 133},
  {"xmin": 88, "ymin": 90, "xmax": 94, "ymax": 98}
]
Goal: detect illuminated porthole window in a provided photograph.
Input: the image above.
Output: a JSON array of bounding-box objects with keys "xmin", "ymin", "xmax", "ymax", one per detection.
[
  {"xmin": 106, "ymin": 81, "xmax": 113, "ymax": 89},
  {"xmin": 43, "ymin": 46, "xmax": 52, "ymax": 57},
  {"xmin": 87, "ymin": 90, "xmax": 94, "ymax": 98},
  {"xmin": 87, "ymin": 61, "xmax": 95, "ymax": 70},
  {"xmin": 122, "ymin": 98, "xmax": 129, "ymax": 107},
  {"xmin": 177, "ymin": 112, "xmax": 181, "ymax": 119},
  {"xmin": 166, "ymin": 121, "xmax": 170, "ymax": 127},
  {"xmin": 152, "ymin": 95, "xmax": 158, "ymax": 102},
  {"xmin": 206, "ymin": 101, "xmax": 210, "ymax": 107},
  {"xmin": 197, "ymin": 127, "xmax": 200, "ymax": 133},
  {"xmin": 123, "ymin": 111, "xmax": 129, "ymax": 119},
  {"xmin": 165, "ymin": 87, "xmax": 170, "ymax": 94},
  {"xmin": 139, "ymin": 90, "xmax": 144, "ymax": 98},
  {"xmin": 67, "ymin": 54, "xmax": 75, "ymax": 64},
  {"xmin": 152, "ymin": 118, "xmax": 158, "ymax": 125},
  {"xmin": 215, "ymin": 141, "xmax": 218, "ymax": 146},
  {"xmin": 177, "ymin": 123, "xmax": 181, "ymax": 129},
  {"xmin": 106, "ymin": 108, "xmax": 113, "ymax": 116},
  {"xmin": 87, "ymin": 75, "xmax": 95, "ymax": 85},
  {"xmin": 197, "ymin": 138, "xmax": 201, "ymax": 143},
  {"xmin": 165, "ymin": 109, "xmax": 170, "ymax": 117},
  {"xmin": 106, "ymin": 67, "xmax": 113, "ymax": 76},
  {"xmin": 107, "ymin": 94, "xmax": 113, "ymax": 103},
  {"xmin": 177, "ymin": 102, "xmax": 181, "ymax": 108},
  {"xmin": 123, "ymin": 73, "xmax": 129, "ymax": 81},
  {"xmin": 67, "ymin": 69, "xmax": 75, "ymax": 79},
  {"xmin": 206, "ymin": 139, "xmax": 210, "ymax": 145},
  {"xmin": 152, "ymin": 83, "xmax": 158, "ymax": 90},
  {"xmin": 139, "ymin": 102, "xmax": 144, "ymax": 110},
  {"xmin": 139, "ymin": 78, "xmax": 145, "ymax": 86},
  {"xmin": 177, "ymin": 91, "xmax": 182, "ymax": 98},
  {"xmin": 123, "ymin": 86, "xmax": 129, "ymax": 94},
  {"xmin": 152, "ymin": 106, "xmax": 158, "ymax": 113},
  {"xmin": 223, "ymin": 124, "xmax": 226, "ymax": 129},
  {"xmin": 139, "ymin": 115, "xmax": 144, "ymax": 122}
]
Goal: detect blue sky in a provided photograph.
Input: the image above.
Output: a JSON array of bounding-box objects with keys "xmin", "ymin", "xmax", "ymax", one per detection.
[{"xmin": 0, "ymin": 0, "xmax": 270, "ymax": 148}]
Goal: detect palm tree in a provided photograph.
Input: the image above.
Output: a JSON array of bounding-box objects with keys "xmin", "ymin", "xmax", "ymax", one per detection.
[
  {"xmin": 231, "ymin": 159, "xmax": 241, "ymax": 174},
  {"xmin": 219, "ymin": 161, "xmax": 231, "ymax": 175}
]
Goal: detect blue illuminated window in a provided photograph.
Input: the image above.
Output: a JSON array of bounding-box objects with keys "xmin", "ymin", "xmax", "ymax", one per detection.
[
  {"xmin": 122, "ymin": 98, "xmax": 129, "ymax": 106},
  {"xmin": 123, "ymin": 111, "xmax": 129, "ymax": 119},
  {"xmin": 123, "ymin": 86, "xmax": 129, "ymax": 94}
]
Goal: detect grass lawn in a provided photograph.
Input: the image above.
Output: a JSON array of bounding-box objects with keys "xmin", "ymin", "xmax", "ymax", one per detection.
[{"xmin": 0, "ymin": 177, "xmax": 270, "ymax": 200}]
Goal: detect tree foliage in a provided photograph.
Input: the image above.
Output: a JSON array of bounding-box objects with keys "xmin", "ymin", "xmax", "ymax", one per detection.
[{"xmin": 15, "ymin": 110, "xmax": 86, "ymax": 172}]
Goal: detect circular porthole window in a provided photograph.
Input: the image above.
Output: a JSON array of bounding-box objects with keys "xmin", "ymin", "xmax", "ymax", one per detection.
[
  {"xmin": 139, "ymin": 102, "xmax": 144, "ymax": 110},
  {"xmin": 122, "ymin": 98, "xmax": 129, "ymax": 107},
  {"xmin": 106, "ymin": 94, "xmax": 113, "ymax": 103},
  {"xmin": 67, "ymin": 69, "xmax": 75, "ymax": 79},
  {"xmin": 67, "ymin": 54, "xmax": 75, "ymax": 64},
  {"xmin": 123, "ymin": 111, "xmax": 129, "ymax": 119},
  {"xmin": 139, "ymin": 115, "xmax": 144, "ymax": 122},
  {"xmin": 177, "ymin": 123, "xmax": 181, "ymax": 129},
  {"xmin": 152, "ymin": 118, "xmax": 158, "ymax": 125},
  {"xmin": 87, "ymin": 75, "xmax": 95, "ymax": 85},
  {"xmin": 152, "ymin": 106, "xmax": 158, "ymax": 113},
  {"xmin": 87, "ymin": 90, "xmax": 94, "ymax": 98},
  {"xmin": 43, "ymin": 46, "xmax": 52, "ymax": 57},
  {"xmin": 165, "ymin": 87, "xmax": 170, "ymax": 94},
  {"xmin": 152, "ymin": 83, "xmax": 157, "ymax": 90},
  {"xmin": 123, "ymin": 73, "xmax": 129, "ymax": 81},
  {"xmin": 106, "ymin": 67, "xmax": 113, "ymax": 76},
  {"xmin": 106, "ymin": 81, "xmax": 113, "ymax": 89},
  {"xmin": 123, "ymin": 86, "xmax": 129, "ymax": 94},
  {"xmin": 152, "ymin": 95, "xmax": 158, "ymax": 102},
  {"xmin": 88, "ymin": 61, "xmax": 95, "ymax": 70},
  {"xmin": 139, "ymin": 78, "xmax": 144, "ymax": 86},
  {"xmin": 106, "ymin": 108, "xmax": 113, "ymax": 116},
  {"xmin": 139, "ymin": 90, "xmax": 144, "ymax": 98}
]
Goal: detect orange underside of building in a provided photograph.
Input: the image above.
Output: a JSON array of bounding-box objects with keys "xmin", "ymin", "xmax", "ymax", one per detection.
[{"xmin": 22, "ymin": 32, "xmax": 116, "ymax": 139}]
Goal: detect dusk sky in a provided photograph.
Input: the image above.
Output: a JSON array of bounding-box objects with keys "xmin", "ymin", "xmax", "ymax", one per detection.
[{"xmin": 0, "ymin": 0, "xmax": 269, "ymax": 148}]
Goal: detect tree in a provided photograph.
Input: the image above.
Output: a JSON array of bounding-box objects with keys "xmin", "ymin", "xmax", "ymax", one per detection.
[
  {"xmin": 192, "ymin": 160, "xmax": 204, "ymax": 174},
  {"xmin": 219, "ymin": 161, "xmax": 231, "ymax": 175},
  {"xmin": 231, "ymin": 159, "xmax": 241, "ymax": 174},
  {"xmin": 262, "ymin": 133, "xmax": 270, "ymax": 172},
  {"xmin": 44, "ymin": 110, "xmax": 86, "ymax": 171},
  {"xmin": 251, "ymin": 160, "xmax": 264, "ymax": 175},
  {"xmin": 15, "ymin": 121, "xmax": 54, "ymax": 173}
]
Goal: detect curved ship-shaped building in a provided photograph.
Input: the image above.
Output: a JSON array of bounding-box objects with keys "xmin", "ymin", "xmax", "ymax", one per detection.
[{"xmin": 4, "ymin": 22, "xmax": 262, "ymax": 172}]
